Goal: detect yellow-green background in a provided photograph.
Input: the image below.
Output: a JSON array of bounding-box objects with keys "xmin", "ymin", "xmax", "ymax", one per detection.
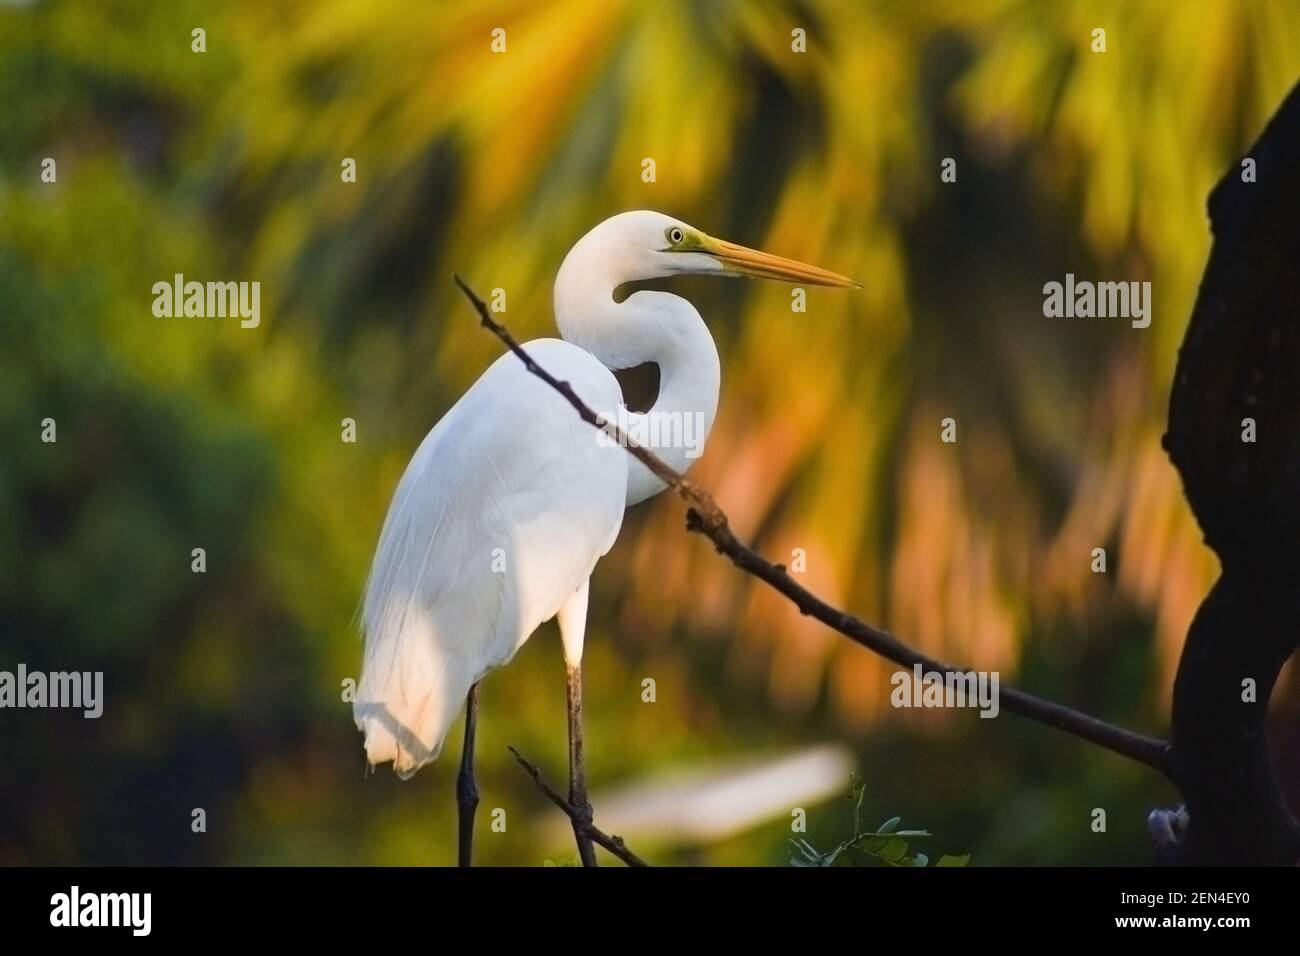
[{"xmin": 2, "ymin": 0, "xmax": 1298, "ymax": 865}]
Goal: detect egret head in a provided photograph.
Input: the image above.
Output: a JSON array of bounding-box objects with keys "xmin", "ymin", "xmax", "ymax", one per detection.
[
  {"xmin": 564, "ymin": 210, "xmax": 860, "ymax": 290},
  {"xmin": 555, "ymin": 210, "xmax": 859, "ymax": 370}
]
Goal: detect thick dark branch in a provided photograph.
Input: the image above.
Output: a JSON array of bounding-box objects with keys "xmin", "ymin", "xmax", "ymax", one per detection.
[
  {"xmin": 454, "ymin": 274, "xmax": 1172, "ymax": 778},
  {"xmin": 508, "ymin": 746, "xmax": 649, "ymax": 867}
]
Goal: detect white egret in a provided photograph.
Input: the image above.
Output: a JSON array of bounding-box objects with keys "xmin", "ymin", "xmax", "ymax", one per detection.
[{"xmin": 353, "ymin": 210, "xmax": 857, "ymax": 865}]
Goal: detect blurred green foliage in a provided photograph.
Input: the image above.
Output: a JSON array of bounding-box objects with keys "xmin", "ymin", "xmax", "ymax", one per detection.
[
  {"xmin": 791, "ymin": 775, "xmax": 970, "ymax": 867},
  {"xmin": 1, "ymin": 0, "xmax": 1298, "ymax": 865}
]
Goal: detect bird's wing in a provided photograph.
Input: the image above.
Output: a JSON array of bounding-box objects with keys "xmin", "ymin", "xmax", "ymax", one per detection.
[{"xmin": 355, "ymin": 339, "xmax": 627, "ymax": 777}]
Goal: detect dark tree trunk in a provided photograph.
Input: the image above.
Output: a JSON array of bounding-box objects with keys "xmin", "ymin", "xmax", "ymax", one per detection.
[{"xmin": 1163, "ymin": 80, "xmax": 1300, "ymax": 865}]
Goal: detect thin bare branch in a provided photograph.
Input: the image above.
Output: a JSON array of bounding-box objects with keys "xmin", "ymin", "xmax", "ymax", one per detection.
[
  {"xmin": 456, "ymin": 274, "xmax": 1172, "ymax": 779},
  {"xmin": 508, "ymin": 746, "xmax": 650, "ymax": 867}
]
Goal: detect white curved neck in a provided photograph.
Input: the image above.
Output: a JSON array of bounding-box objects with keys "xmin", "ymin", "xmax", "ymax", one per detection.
[{"xmin": 555, "ymin": 264, "xmax": 720, "ymax": 506}]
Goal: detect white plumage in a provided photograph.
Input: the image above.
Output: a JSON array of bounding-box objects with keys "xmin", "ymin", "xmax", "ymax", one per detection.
[
  {"xmin": 355, "ymin": 339, "xmax": 626, "ymax": 777},
  {"xmin": 353, "ymin": 210, "xmax": 855, "ymax": 794}
]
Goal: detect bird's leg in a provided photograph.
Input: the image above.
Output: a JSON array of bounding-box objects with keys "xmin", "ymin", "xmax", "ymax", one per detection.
[
  {"xmin": 557, "ymin": 580, "xmax": 598, "ymax": 867},
  {"xmin": 456, "ymin": 681, "xmax": 480, "ymax": 867},
  {"xmin": 566, "ymin": 661, "xmax": 598, "ymax": 867}
]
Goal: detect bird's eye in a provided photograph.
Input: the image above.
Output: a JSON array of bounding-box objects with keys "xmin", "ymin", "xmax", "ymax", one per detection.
[{"xmin": 667, "ymin": 227, "xmax": 685, "ymax": 245}]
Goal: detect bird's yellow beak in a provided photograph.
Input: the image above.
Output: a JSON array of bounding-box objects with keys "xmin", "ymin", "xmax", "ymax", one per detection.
[{"xmin": 701, "ymin": 235, "xmax": 861, "ymax": 288}]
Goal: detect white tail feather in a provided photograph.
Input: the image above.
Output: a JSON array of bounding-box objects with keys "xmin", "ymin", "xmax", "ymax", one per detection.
[{"xmin": 353, "ymin": 603, "xmax": 476, "ymax": 778}]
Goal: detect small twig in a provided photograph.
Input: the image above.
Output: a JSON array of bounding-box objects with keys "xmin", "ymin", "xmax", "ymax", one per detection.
[
  {"xmin": 455, "ymin": 275, "xmax": 1173, "ymax": 778},
  {"xmin": 508, "ymin": 746, "xmax": 649, "ymax": 867}
]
